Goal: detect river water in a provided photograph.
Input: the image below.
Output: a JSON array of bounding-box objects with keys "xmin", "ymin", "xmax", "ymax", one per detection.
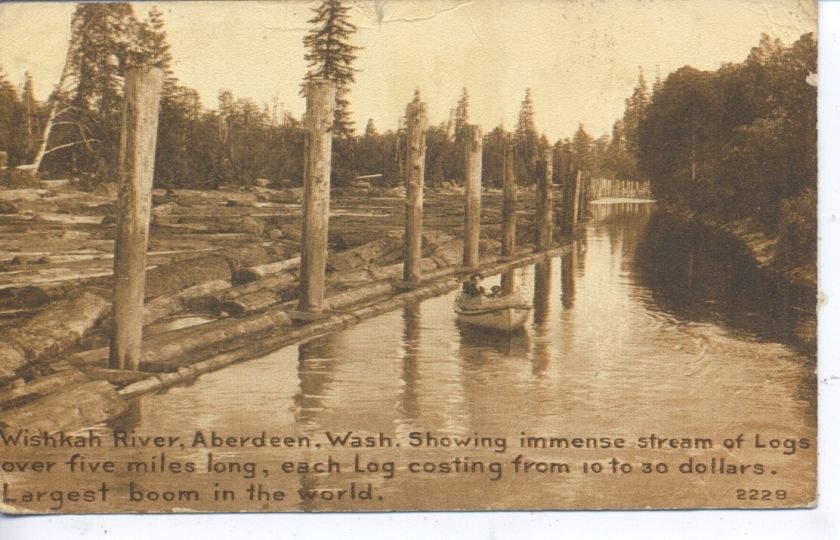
[{"xmin": 2, "ymin": 200, "xmax": 817, "ymax": 511}]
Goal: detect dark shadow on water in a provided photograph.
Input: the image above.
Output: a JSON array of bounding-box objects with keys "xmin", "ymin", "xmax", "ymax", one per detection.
[
  {"xmin": 456, "ymin": 321, "xmax": 529, "ymax": 365},
  {"xmin": 634, "ymin": 210, "xmax": 816, "ymax": 354}
]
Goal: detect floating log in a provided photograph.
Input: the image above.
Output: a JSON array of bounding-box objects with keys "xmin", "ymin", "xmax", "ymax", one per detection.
[
  {"xmin": 144, "ymin": 254, "xmax": 233, "ymax": 298},
  {"xmin": 327, "ymin": 236, "xmax": 403, "ymax": 272},
  {"xmin": 221, "ymin": 290, "xmax": 282, "ymax": 316},
  {"xmin": 0, "ymin": 291, "xmax": 109, "ymax": 381},
  {"xmin": 0, "ymin": 380, "xmax": 126, "ymax": 432},
  {"xmin": 332, "ymin": 230, "xmax": 383, "ymax": 250},
  {"xmin": 373, "ymin": 257, "xmax": 439, "ymax": 280},
  {"xmin": 138, "ymin": 309, "xmax": 292, "ymax": 371},
  {"xmin": 326, "ymin": 281, "xmax": 397, "ymax": 311},
  {"xmin": 298, "ymin": 79, "xmax": 336, "ymax": 312},
  {"xmin": 219, "ymin": 272, "xmax": 297, "ymax": 316},
  {"xmin": 432, "ymin": 239, "xmax": 466, "ymax": 267},
  {"xmin": 233, "ymin": 257, "xmax": 301, "ymax": 284},
  {"xmin": 0, "ymin": 369, "xmax": 90, "ymax": 411},
  {"xmin": 143, "ymin": 279, "xmax": 230, "ymax": 323}
]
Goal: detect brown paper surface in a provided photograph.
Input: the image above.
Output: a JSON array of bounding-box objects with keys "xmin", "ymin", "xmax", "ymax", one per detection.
[{"xmin": 0, "ymin": 0, "xmax": 817, "ymax": 513}]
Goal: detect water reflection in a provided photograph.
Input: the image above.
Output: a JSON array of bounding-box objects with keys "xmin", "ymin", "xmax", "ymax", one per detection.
[
  {"xmin": 560, "ymin": 247, "xmax": 576, "ymax": 309},
  {"xmin": 27, "ymin": 198, "xmax": 812, "ymax": 511},
  {"xmin": 295, "ymin": 335, "xmax": 337, "ymax": 426},
  {"xmin": 531, "ymin": 259, "xmax": 552, "ymax": 377},
  {"xmin": 634, "ymin": 210, "xmax": 816, "ymax": 353},
  {"xmin": 399, "ymin": 304, "xmax": 421, "ymax": 419}
]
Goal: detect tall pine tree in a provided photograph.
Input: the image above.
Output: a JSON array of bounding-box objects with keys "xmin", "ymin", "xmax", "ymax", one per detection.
[
  {"xmin": 302, "ymin": 0, "xmax": 361, "ymax": 138},
  {"xmin": 514, "ymin": 88, "xmax": 539, "ymax": 182}
]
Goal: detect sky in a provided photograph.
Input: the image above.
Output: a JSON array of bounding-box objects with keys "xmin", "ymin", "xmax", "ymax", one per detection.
[{"xmin": 0, "ymin": 0, "xmax": 817, "ymax": 140}]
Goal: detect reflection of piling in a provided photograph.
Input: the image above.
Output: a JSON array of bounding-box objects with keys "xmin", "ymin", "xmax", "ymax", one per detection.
[
  {"xmin": 463, "ymin": 124, "xmax": 482, "ymax": 268},
  {"xmin": 501, "ymin": 136, "xmax": 516, "ymax": 258},
  {"xmin": 403, "ymin": 93, "xmax": 428, "ymax": 283},
  {"xmin": 533, "ymin": 259, "xmax": 552, "ymax": 325},
  {"xmin": 400, "ymin": 304, "xmax": 421, "ymax": 419},
  {"xmin": 110, "ymin": 67, "xmax": 164, "ymax": 370},
  {"xmin": 561, "ymin": 248, "xmax": 576, "ymax": 309},
  {"xmin": 298, "ymin": 80, "xmax": 336, "ymax": 312},
  {"xmin": 536, "ymin": 147, "xmax": 553, "ymax": 250},
  {"xmin": 501, "ymin": 270, "xmax": 516, "ymax": 295}
]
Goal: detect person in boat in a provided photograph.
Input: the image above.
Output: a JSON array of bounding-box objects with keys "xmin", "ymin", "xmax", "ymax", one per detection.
[
  {"xmin": 489, "ymin": 285, "xmax": 502, "ymax": 298},
  {"xmin": 462, "ymin": 273, "xmax": 486, "ymax": 297}
]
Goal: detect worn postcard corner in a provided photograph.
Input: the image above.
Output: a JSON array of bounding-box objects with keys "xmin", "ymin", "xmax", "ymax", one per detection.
[{"xmin": 0, "ymin": 0, "xmax": 818, "ymax": 514}]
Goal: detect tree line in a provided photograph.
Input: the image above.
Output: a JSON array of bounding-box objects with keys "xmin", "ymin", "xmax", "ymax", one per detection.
[
  {"xmin": 635, "ymin": 33, "xmax": 817, "ymax": 272},
  {"xmin": 1, "ymin": 2, "xmax": 637, "ymax": 190},
  {"xmin": 0, "ymin": 2, "xmax": 819, "ymax": 273}
]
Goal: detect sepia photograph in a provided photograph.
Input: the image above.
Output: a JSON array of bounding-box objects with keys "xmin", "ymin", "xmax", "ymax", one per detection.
[{"xmin": 0, "ymin": 0, "xmax": 820, "ymax": 515}]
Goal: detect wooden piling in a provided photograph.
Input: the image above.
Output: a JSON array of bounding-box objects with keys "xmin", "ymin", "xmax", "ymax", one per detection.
[
  {"xmin": 109, "ymin": 67, "xmax": 164, "ymax": 370},
  {"xmin": 571, "ymin": 169, "xmax": 582, "ymax": 227},
  {"xmin": 463, "ymin": 124, "xmax": 482, "ymax": 268},
  {"xmin": 501, "ymin": 136, "xmax": 516, "ymax": 258},
  {"xmin": 536, "ymin": 146, "xmax": 553, "ymax": 250},
  {"xmin": 403, "ymin": 93, "xmax": 428, "ymax": 283},
  {"xmin": 298, "ymin": 79, "xmax": 336, "ymax": 312}
]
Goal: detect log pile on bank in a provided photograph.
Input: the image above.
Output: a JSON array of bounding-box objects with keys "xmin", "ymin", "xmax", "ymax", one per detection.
[{"xmin": 0, "ymin": 180, "xmax": 576, "ymax": 432}]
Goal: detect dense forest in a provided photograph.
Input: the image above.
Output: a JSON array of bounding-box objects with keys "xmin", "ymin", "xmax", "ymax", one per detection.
[
  {"xmin": 0, "ymin": 4, "xmax": 817, "ymax": 271},
  {"xmin": 637, "ymin": 33, "xmax": 817, "ymax": 273}
]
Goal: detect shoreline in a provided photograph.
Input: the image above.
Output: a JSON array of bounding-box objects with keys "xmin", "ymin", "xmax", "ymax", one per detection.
[{"xmin": 658, "ymin": 203, "xmax": 817, "ymax": 293}]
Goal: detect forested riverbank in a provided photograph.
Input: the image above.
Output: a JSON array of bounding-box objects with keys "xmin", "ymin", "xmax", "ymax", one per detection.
[{"xmin": 634, "ymin": 33, "xmax": 817, "ymax": 290}]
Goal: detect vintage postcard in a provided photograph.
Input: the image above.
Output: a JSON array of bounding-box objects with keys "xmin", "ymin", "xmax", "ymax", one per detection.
[{"xmin": 0, "ymin": 0, "xmax": 817, "ymax": 513}]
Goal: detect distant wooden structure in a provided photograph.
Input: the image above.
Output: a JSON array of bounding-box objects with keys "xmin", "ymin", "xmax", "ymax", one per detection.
[{"xmin": 110, "ymin": 67, "xmax": 164, "ymax": 370}]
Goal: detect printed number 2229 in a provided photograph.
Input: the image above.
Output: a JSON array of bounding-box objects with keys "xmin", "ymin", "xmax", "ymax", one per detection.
[{"xmin": 736, "ymin": 489, "xmax": 787, "ymax": 501}]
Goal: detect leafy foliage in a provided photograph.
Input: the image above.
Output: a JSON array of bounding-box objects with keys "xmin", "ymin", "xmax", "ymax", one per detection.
[{"xmin": 637, "ymin": 33, "xmax": 817, "ymax": 271}]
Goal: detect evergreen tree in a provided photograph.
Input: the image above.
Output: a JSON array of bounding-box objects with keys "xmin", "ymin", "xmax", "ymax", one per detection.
[
  {"xmin": 622, "ymin": 67, "xmax": 650, "ymax": 160},
  {"xmin": 514, "ymin": 88, "xmax": 539, "ymax": 182},
  {"xmin": 132, "ymin": 6, "xmax": 174, "ymax": 80},
  {"xmin": 364, "ymin": 118, "xmax": 378, "ymax": 137},
  {"xmin": 453, "ymin": 87, "xmax": 469, "ymax": 143},
  {"xmin": 572, "ymin": 123, "xmax": 594, "ymax": 172},
  {"xmin": 0, "ymin": 67, "xmax": 27, "ymax": 167},
  {"xmin": 302, "ymin": 0, "xmax": 361, "ymax": 137}
]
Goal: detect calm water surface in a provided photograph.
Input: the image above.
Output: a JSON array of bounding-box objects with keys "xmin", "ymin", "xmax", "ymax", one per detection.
[{"xmin": 7, "ymin": 201, "xmax": 817, "ymax": 511}]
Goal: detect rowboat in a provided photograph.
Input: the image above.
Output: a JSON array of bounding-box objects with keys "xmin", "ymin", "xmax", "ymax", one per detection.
[{"xmin": 454, "ymin": 292, "xmax": 532, "ymax": 332}]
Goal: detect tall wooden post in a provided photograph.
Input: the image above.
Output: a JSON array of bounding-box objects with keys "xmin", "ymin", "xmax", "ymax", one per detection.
[
  {"xmin": 109, "ymin": 67, "xmax": 164, "ymax": 370},
  {"xmin": 536, "ymin": 146, "xmax": 553, "ymax": 250},
  {"xmin": 571, "ymin": 169, "xmax": 582, "ymax": 227},
  {"xmin": 501, "ymin": 136, "xmax": 516, "ymax": 259},
  {"xmin": 403, "ymin": 93, "xmax": 428, "ymax": 283},
  {"xmin": 298, "ymin": 80, "xmax": 336, "ymax": 312},
  {"xmin": 463, "ymin": 124, "xmax": 482, "ymax": 268}
]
